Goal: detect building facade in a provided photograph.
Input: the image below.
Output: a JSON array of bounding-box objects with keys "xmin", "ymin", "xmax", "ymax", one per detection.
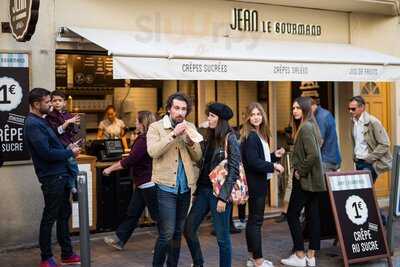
[{"xmin": 1, "ymin": 0, "xmax": 400, "ymax": 249}]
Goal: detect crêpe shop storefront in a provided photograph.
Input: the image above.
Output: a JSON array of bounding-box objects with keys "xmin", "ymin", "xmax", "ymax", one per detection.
[
  {"xmin": 2, "ymin": 0, "xmax": 400, "ymax": 249},
  {"xmin": 66, "ymin": 27, "xmax": 400, "ymax": 82}
]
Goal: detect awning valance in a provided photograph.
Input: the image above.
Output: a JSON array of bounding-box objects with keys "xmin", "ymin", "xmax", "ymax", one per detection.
[{"xmin": 66, "ymin": 26, "xmax": 400, "ymax": 81}]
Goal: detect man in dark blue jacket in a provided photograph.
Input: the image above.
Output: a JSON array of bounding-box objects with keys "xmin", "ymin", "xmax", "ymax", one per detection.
[
  {"xmin": 311, "ymin": 97, "xmax": 342, "ymax": 171},
  {"xmin": 24, "ymin": 88, "xmax": 81, "ymax": 267}
]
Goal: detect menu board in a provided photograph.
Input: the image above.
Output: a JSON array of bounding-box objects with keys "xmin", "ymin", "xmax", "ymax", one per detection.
[
  {"xmin": 0, "ymin": 53, "xmax": 30, "ymax": 161},
  {"xmin": 326, "ymin": 171, "xmax": 392, "ymax": 267},
  {"xmin": 55, "ymin": 54, "xmax": 124, "ymax": 88},
  {"xmin": 55, "ymin": 54, "xmax": 68, "ymax": 87}
]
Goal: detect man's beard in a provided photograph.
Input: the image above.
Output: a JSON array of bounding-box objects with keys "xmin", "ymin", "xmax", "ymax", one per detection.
[
  {"xmin": 39, "ymin": 106, "xmax": 50, "ymax": 115},
  {"xmin": 171, "ymin": 115, "xmax": 184, "ymax": 126}
]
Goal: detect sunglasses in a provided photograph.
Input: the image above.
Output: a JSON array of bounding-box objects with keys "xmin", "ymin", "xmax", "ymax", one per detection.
[{"xmin": 348, "ymin": 107, "xmax": 357, "ymax": 112}]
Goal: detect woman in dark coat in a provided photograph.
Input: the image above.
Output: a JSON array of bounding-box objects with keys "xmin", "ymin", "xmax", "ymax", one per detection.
[
  {"xmin": 281, "ymin": 97, "xmax": 324, "ymax": 267},
  {"xmin": 184, "ymin": 102, "xmax": 241, "ymax": 267},
  {"xmin": 240, "ymin": 102, "xmax": 285, "ymax": 267}
]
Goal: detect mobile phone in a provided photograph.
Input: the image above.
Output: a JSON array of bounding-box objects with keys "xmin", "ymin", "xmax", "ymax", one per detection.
[{"xmin": 73, "ymin": 138, "xmax": 83, "ymax": 147}]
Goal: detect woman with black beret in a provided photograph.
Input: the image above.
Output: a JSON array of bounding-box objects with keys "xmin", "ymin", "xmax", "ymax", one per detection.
[{"xmin": 184, "ymin": 102, "xmax": 241, "ymax": 267}]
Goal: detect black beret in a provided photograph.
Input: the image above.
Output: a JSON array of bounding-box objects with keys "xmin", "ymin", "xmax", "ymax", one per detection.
[{"xmin": 207, "ymin": 103, "xmax": 233, "ymax": 120}]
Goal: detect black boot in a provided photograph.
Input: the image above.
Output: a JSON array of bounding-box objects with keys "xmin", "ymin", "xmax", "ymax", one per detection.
[{"xmin": 230, "ymin": 225, "xmax": 241, "ymax": 234}]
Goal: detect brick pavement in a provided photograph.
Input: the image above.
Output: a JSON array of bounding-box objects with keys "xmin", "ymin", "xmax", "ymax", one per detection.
[{"xmin": 1, "ymin": 219, "xmax": 399, "ymax": 267}]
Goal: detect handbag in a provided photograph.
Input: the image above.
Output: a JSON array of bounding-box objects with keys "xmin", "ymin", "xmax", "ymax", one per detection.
[{"xmin": 209, "ymin": 134, "xmax": 249, "ymax": 204}]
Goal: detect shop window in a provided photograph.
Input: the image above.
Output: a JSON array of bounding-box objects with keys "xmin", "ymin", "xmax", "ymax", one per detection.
[{"xmin": 361, "ymin": 82, "xmax": 380, "ymax": 96}]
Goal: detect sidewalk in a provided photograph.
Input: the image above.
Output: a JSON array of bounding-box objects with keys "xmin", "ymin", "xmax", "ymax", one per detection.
[{"xmin": 1, "ymin": 219, "xmax": 399, "ymax": 267}]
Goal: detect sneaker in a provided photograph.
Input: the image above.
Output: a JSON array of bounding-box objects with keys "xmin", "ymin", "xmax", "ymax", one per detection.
[
  {"xmin": 246, "ymin": 258, "xmax": 255, "ymax": 267},
  {"xmin": 104, "ymin": 236, "xmax": 124, "ymax": 251},
  {"xmin": 305, "ymin": 256, "xmax": 316, "ymax": 267},
  {"xmin": 61, "ymin": 253, "xmax": 81, "ymax": 265},
  {"xmin": 247, "ymin": 258, "xmax": 274, "ymax": 267},
  {"xmin": 258, "ymin": 260, "xmax": 274, "ymax": 267},
  {"xmin": 40, "ymin": 257, "xmax": 59, "ymax": 267},
  {"xmin": 235, "ymin": 220, "xmax": 247, "ymax": 230},
  {"xmin": 281, "ymin": 254, "xmax": 306, "ymax": 267}
]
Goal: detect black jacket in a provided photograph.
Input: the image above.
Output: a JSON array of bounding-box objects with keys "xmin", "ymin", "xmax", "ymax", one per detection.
[
  {"xmin": 241, "ymin": 131, "xmax": 279, "ymax": 195},
  {"xmin": 198, "ymin": 131, "xmax": 241, "ymax": 202}
]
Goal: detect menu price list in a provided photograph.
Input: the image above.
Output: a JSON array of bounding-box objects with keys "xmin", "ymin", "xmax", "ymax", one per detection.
[{"xmin": 55, "ymin": 54, "xmax": 124, "ymax": 88}]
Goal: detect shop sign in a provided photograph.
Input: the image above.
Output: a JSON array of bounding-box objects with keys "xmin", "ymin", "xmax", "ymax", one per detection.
[
  {"xmin": 230, "ymin": 8, "xmax": 322, "ymax": 37},
  {"xmin": 326, "ymin": 171, "xmax": 392, "ymax": 267},
  {"xmin": 9, "ymin": 0, "xmax": 40, "ymax": 42},
  {"xmin": 114, "ymin": 56, "xmax": 400, "ymax": 81},
  {"xmin": 0, "ymin": 53, "xmax": 30, "ymax": 161}
]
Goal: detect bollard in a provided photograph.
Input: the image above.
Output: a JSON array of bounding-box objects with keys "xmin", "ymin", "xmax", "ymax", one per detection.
[
  {"xmin": 388, "ymin": 146, "xmax": 400, "ymax": 253},
  {"xmin": 78, "ymin": 171, "xmax": 91, "ymax": 267}
]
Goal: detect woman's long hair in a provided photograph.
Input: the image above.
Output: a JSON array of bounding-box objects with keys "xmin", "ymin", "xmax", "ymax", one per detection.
[
  {"xmin": 291, "ymin": 96, "xmax": 322, "ymax": 145},
  {"xmin": 137, "ymin": 111, "xmax": 156, "ymax": 135},
  {"xmin": 205, "ymin": 104, "xmax": 232, "ymax": 148},
  {"xmin": 240, "ymin": 102, "xmax": 271, "ymax": 143}
]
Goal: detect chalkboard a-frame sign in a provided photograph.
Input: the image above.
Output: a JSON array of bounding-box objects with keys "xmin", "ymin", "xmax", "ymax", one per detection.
[{"xmin": 325, "ymin": 170, "xmax": 392, "ymax": 267}]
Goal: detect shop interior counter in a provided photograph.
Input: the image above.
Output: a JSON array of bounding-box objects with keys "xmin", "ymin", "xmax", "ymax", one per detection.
[
  {"xmin": 70, "ymin": 153, "xmax": 136, "ymax": 233},
  {"xmin": 95, "ymin": 156, "xmax": 133, "ymax": 232}
]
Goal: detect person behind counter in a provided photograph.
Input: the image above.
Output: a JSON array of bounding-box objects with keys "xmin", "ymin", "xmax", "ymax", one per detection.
[
  {"xmin": 102, "ymin": 111, "xmax": 159, "ymax": 251},
  {"xmin": 97, "ymin": 105, "xmax": 129, "ymax": 151}
]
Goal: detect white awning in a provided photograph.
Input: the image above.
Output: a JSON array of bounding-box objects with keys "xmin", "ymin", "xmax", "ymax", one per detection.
[{"xmin": 67, "ymin": 26, "xmax": 400, "ymax": 81}]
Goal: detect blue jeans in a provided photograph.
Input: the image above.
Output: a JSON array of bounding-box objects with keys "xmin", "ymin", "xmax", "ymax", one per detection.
[
  {"xmin": 184, "ymin": 186, "xmax": 232, "ymax": 267},
  {"xmin": 67, "ymin": 156, "xmax": 79, "ymax": 191},
  {"xmin": 355, "ymin": 159, "xmax": 387, "ymax": 224},
  {"xmin": 153, "ymin": 186, "xmax": 191, "ymax": 267},
  {"xmin": 355, "ymin": 159, "xmax": 378, "ymax": 182}
]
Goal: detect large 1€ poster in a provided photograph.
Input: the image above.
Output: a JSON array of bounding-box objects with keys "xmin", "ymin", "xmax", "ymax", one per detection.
[
  {"xmin": 0, "ymin": 53, "xmax": 30, "ymax": 161},
  {"xmin": 326, "ymin": 170, "xmax": 392, "ymax": 267}
]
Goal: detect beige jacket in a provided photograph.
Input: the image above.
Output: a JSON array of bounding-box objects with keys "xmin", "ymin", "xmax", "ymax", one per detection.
[
  {"xmin": 147, "ymin": 115, "xmax": 202, "ymax": 188},
  {"xmin": 350, "ymin": 111, "xmax": 392, "ymax": 175}
]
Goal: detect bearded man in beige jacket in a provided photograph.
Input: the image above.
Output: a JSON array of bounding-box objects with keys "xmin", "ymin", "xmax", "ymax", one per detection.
[{"xmin": 147, "ymin": 92, "xmax": 202, "ymax": 267}]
